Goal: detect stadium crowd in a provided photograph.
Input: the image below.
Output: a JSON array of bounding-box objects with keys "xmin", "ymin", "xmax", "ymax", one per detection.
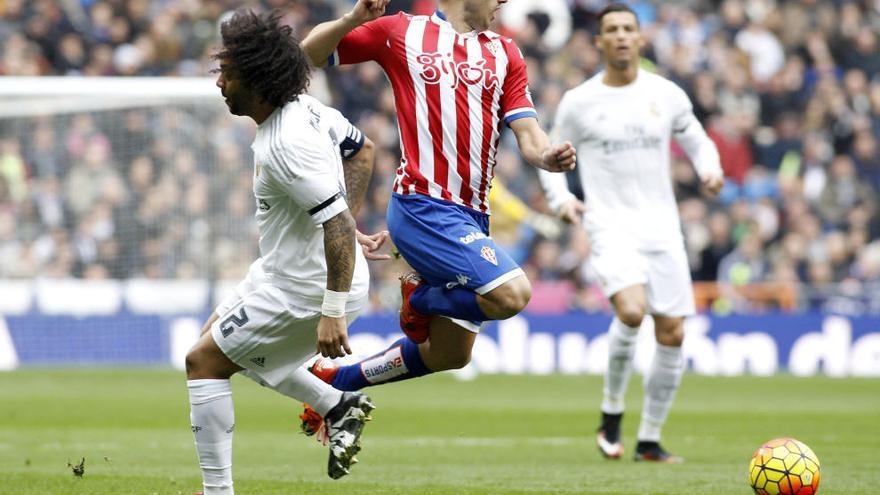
[{"xmin": 1, "ymin": 0, "xmax": 879, "ymax": 315}]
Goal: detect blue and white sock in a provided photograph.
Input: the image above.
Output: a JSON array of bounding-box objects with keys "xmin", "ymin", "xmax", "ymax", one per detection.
[{"xmin": 331, "ymin": 338, "xmax": 431, "ymax": 390}]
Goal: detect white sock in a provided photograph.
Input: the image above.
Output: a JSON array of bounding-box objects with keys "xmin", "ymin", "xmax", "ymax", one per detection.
[
  {"xmin": 601, "ymin": 318, "xmax": 640, "ymax": 414},
  {"xmin": 638, "ymin": 344, "xmax": 683, "ymax": 442},
  {"xmin": 188, "ymin": 379, "xmax": 234, "ymax": 495},
  {"xmin": 240, "ymin": 367, "xmax": 342, "ymax": 416}
]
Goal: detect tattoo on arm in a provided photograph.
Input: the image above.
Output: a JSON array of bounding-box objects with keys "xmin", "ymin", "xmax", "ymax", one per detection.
[
  {"xmin": 343, "ymin": 140, "xmax": 374, "ymax": 217},
  {"xmin": 323, "ymin": 209, "xmax": 357, "ymax": 292}
]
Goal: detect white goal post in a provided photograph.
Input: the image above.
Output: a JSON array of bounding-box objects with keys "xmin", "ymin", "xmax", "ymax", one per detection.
[{"xmin": 0, "ymin": 76, "xmax": 218, "ymax": 117}]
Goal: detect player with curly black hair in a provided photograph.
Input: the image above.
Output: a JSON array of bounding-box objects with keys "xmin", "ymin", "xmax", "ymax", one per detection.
[
  {"xmin": 185, "ymin": 10, "xmax": 380, "ymax": 492},
  {"xmin": 212, "ymin": 9, "xmax": 311, "ymax": 110}
]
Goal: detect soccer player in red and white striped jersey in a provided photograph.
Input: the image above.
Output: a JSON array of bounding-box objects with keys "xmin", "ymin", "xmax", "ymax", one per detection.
[
  {"xmin": 326, "ymin": 7, "xmax": 542, "ymax": 213},
  {"xmin": 297, "ymin": 0, "xmax": 575, "ymax": 394}
]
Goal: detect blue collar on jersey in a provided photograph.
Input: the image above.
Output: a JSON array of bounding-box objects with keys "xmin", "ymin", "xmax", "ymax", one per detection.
[{"xmin": 431, "ymin": 9, "xmax": 482, "ymax": 37}]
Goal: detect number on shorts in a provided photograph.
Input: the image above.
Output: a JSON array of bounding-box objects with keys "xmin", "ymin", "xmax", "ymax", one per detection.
[{"xmin": 220, "ymin": 307, "xmax": 249, "ymax": 337}]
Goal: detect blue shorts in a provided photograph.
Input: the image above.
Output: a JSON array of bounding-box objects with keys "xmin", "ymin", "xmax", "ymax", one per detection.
[{"xmin": 387, "ymin": 194, "xmax": 523, "ymax": 294}]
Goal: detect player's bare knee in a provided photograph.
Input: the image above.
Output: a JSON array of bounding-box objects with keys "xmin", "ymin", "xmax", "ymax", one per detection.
[
  {"xmin": 440, "ymin": 350, "xmax": 472, "ymax": 370},
  {"xmin": 493, "ymin": 278, "xmax": 532, "ymax": 318},
  {"xmin": 666, "ymin": 333, "xmax": 684, "ymax": 347},
  {"xmin": 184, "ymin": 346, "xmax": 204, "ymax": 377},
  {"xmin": 657, "ymin": 327, "xmax": 684, "ymax": 347},
  {"xmin": 617, "ymin": 307, "xmax": 645, "ymax": 328}
]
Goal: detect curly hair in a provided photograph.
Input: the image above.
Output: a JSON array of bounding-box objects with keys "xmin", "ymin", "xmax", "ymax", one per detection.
[{"xmin": 214, "ymin": 10, "xmax": 310, "ymax": 107}]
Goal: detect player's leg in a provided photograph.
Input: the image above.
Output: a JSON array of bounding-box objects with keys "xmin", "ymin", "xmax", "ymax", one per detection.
[
  {"xmin": 388, "ymin": 194, "xmax": 527, "ymax": 326},
  {"xmin": 604, "ymin": 285, "xmax": 647, "ymax": 413},
  {"xmin": 225, "ymin": 289, "xmax": 374, "ymax": 478},
  {"xmin": 597, "ymin": 284, "xmax": 647, "ymax": 459},
  {"xmin": 412, "ymin": 272, "xmax": 532, "ymax": 320},
  {"xmin": 587, "ymin": 232, "xmax": 649, "ymax": 459},
  {"xmin": 186, "ymin": 325, "xmax": 243, "ymax": 495},
  {"xmin": 321, "ymin": 316, "xmax": 473, "ymax": 391},
  {"xmin": 633, "ymin": 247, "xmax": 693, "ymax": 463},
  {"xmin": 634, "ymin": 314, "xmax": 684, "ymax": 463}
]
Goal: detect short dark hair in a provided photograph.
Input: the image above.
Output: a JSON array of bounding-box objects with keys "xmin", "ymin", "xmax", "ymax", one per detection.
[
  {"xmin": 214, "ymin": 10, "xmax": 310, "ymax": 107},
  {"xmin": 596, "ymin": 3, "xmax": 640, "ymax": 32}
]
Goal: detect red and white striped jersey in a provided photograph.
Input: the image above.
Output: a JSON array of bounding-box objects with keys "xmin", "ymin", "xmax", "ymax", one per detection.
[{"xmin": 329, "ymin": 11, "xmax": 537, "ymax": 213}]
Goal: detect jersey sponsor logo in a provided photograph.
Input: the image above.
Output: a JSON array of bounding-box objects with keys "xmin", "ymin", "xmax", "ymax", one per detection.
[
  {"xmin": 416, "ymin": 52, "xmax": 500, "ymax": 90},
  {"xmin": 602, "ymin": 125, "xmax": 662, "ymax": 154},
  {"xmin": 220, "ymin": 307, "xmax": 249, "ymax": 337},
  {"xmin": 459, "ymin": 231, "xmax": 488, "ymax": 244},
  {"xmin": 601, "ymin": 136, "xmax": 662, "ymax": 154},
  {"xmin": 360, "ymin": 346, "xmax": 408, "ymax": 384},
  {"xmin": 480, "ymin": 246, "xmax": 498, "ymax": 266}
]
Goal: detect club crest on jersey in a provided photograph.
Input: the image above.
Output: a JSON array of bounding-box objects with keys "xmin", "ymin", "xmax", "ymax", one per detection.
[
  {"xmin": 416, "ymin": 52, "xmax": 500, "ymax": 90},
  {"xmin": 484, "ymin": 40, "xmax": 498, "ymax": 55},
  {"xmin": 480, "ymin": 246, "xmax": 498, "ymax": 265}
]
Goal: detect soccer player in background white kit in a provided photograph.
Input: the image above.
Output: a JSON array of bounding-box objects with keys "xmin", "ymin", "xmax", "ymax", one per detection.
[
  {"xmin": 184, "ymin": 11, "xmax": 378, "ymax": 493},
  {"xmin": 539, "ymin": 3, "xmax": 724, "ymax": 463}
]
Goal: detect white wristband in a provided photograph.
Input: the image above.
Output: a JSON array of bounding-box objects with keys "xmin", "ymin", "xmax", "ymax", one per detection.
[{"xmin": 321, "ymin": 289, "xmax": 348, "ymax": 318}]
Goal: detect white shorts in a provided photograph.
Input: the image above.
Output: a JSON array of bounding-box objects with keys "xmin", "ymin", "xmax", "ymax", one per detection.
[
  {"xmin": 589, "ymin": 234, "xmax": 695, "ymax": 317},
  {"xmin": 212, "ymin": 265, "xmax": 366, "ymax": 387}
]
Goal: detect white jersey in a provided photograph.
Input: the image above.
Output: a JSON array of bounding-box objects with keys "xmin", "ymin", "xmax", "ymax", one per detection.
[
  {"xmin": 250, "ymin": 95, "xmax": 369, "ymax": 310},
  {"xmin": 540, "ymin": 69, "xmax": 720, "ymax": 250}
]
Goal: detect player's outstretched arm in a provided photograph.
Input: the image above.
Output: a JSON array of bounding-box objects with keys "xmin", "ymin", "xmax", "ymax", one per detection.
[
  {"xmin": 317, "ymin": 209, "xmax": 358, "ymax": 358},
  {"xmin": 302, "ymin": 0, "xmax": 389, "ymax": 67},
  {"xmin": 509, "ymin": 117, "xmax": 576, "ymax": 173}
]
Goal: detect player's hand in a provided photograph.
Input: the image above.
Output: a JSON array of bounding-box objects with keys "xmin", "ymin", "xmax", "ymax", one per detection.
[
  {"xmin": 541, "ymin": 141, "xmax": 576, "ymax": 172},
  {"xmin": 316, "ymin": 316, "xmax": 352, "ymax": 358},
  {"xmin": 348, "ymin": 0, "xmax": 389, "ymax": 24},
  {"xmin": 701, "ymin": 173, "xmax": 724, "ymax": 196},
  {"xmin": 357, "ymin": 229, "xmax": 392, "ymax": 260},
  {"xmin": 557, "ymin": 198, "xmax": 586, "ymax": 225}
]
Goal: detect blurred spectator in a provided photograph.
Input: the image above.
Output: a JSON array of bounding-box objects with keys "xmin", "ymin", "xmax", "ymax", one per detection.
[
  {"xmin": 816, "ymin": 155, "xmax": 875, "ymax": 229},
  {"xmin": 0, "ymin": 0, "xmax": 878, "ymax": 314}
]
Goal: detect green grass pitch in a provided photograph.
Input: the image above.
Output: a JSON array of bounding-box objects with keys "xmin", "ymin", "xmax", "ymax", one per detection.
[{"xmin": 0, "ymin": 369, "xmax": 878, "ymax": 494}]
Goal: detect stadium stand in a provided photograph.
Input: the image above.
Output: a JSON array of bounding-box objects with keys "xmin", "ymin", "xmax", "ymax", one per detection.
[{"xmin": 1, "ymin": 0, "xmax": 879, "ymax": 315}]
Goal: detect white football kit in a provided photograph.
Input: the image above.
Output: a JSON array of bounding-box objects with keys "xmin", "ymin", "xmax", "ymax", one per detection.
[
  {"xmin": 212, "ymin": 95, "xmax": 369, "ymax": 385},
  {"xmin": 540, "ymin": 69, "xmax": 721, "ymax": 316}
]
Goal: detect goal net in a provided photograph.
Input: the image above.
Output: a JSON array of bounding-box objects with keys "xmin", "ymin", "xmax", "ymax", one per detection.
[{"xmin": 0, "ymin": 77, "xmax": 258, "ymax": 366}]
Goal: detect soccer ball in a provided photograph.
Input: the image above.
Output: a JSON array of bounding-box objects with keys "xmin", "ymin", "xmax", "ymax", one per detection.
[{"xmin": 748, "ymin": 437, "xmax": 821, "ymax": 495}]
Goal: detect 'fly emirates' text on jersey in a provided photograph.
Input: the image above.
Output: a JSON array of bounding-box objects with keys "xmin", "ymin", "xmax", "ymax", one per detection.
[
  {"xmin": 250, "ymin": 95, "xmax": 369, "ymax": 311},
  {"xmin": 549, "ymin": 70, "xmax": 717, "ymax": 249},
  {"xmin": 330, "ymin": 11, "xmax": 537, "ymax": 214}
]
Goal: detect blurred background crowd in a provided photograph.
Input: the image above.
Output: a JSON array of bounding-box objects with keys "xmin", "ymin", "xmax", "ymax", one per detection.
[{"xmin": 1, "ymin": 0, "xmax": 879, "ymax": 315}]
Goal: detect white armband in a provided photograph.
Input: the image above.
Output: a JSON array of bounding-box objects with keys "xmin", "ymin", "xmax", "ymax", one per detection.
[{"xmin": 321, "ymin": 289, "xmax": 348, "ymax": 318}]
